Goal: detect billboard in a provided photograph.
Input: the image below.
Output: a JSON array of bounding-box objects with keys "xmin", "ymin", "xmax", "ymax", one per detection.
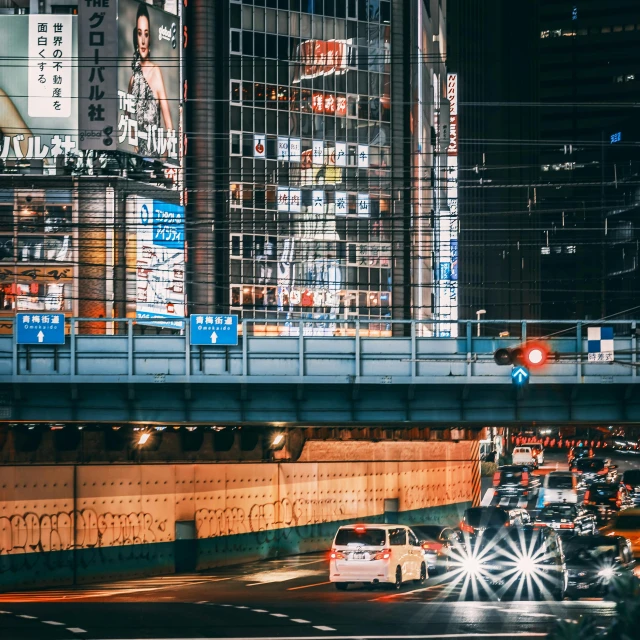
[
  {"xmin": 128, "ymin": 196, "xmax": 185, "ymax": 327},
  {"xmin": 0, "ymin": 16, "xmax": 79, "ymax": 162},
  {"xmin": 117, "ymin": 0, "xmax": 180, "ymax": 161},
  {"xmin": 293, "ymin": 39, "xmax": 353, "ymax": 83},
  {"xmin": 78, "ymin": 0, "xmax": 181, "ymax": 162}
]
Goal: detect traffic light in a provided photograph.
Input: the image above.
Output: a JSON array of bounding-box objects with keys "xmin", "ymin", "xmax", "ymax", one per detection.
[{"xmin": 494, "ymin": 342, "xmax": 549, "ymax": 368}]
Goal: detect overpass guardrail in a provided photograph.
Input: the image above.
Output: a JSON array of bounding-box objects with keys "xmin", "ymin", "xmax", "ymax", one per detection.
[{"xmin": 0, "ymin": 318, "xmax": 637, "ymax": 384}]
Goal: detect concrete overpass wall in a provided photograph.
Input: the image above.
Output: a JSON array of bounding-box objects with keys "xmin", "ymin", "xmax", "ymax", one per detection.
[{"xmin": 0, "ymin": 441, "xmax": 479, "ymax": 591}]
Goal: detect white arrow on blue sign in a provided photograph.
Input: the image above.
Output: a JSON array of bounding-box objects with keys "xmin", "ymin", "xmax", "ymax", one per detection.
[
  {"xmin": 16, "ymin": 313, "xmax": 65, "ymax": 345},
  {"xmin": 190, "ymin": 314, "xmax": 239, "ymax": 346},
  {"xmin": 511, "ymin": 365, "xmax": 529, "ymax": 386}
]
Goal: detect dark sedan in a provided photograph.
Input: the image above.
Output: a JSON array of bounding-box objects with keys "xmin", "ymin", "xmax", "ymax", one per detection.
[
  {"xmin": 565, "ymin": 535, "xmax": 636, "ymax": 598},
  {"xmin": 584, "ymin": 482, "xmax": 632, "ymax": 524},
  {"xmin": 622, "ymin": 470, "xmax": 640, "ymax": 507},
  {"xmin": 411, "ymin": 525, "xmax": 462, "ymax": 574},
  {"xmin": 534, "ymin": 503, "xmax": 597, "ymax": 536},
  {"xmin": 574, "ymin": 457, "xmax": 618, "ymax": 487}
]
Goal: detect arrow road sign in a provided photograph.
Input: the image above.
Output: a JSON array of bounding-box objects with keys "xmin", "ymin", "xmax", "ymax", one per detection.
[
  {"xmin": 511, "ymin": 365, "xmax": 530, "ymax": 386},
  {"xmin": 16, "ymin": 313, "xmax": 65, "ymax": 345},
  {"xmin": 190, "ymin": 314, "xmax": 238, "ymax": 346}
]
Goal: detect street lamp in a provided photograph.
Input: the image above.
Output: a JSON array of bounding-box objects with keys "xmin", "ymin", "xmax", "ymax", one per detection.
[{"xmin": 475, "ymin": 309, "xmax": 486, "ymax": 337}]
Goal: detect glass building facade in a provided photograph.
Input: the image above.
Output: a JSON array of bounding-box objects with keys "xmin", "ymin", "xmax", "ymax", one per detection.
[{"xmin": 226, "ymin": 0, "xmax": 393, "ymax": 332}]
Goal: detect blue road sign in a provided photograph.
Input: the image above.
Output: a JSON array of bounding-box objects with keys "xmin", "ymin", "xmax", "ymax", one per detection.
[
  {"xmin": 16, "ymin": 313, "xmax": 65, "ymax": 345},
  {"xmin": 190, "ymin": 314, "xmax": 238, "ymax": 346},
  {"xmin": 511, "ymin": 365, "xmax": 530, "ymax": 386}
]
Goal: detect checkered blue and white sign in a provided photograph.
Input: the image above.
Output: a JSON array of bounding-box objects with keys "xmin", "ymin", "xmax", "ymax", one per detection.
[{"xmin": 587, "ymin": 326, "xmax": 614, "ymax": 362}]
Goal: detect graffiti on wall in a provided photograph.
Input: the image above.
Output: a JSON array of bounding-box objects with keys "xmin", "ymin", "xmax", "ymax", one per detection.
[{"xmin": 0, "ymin": 509, "xmax": 167, "ymax": 556}]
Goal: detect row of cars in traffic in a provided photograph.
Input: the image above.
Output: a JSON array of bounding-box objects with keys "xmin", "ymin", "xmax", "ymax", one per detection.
[{"xmin": 328, "ymin": 446, "xmax": 640, "ymax": 600}]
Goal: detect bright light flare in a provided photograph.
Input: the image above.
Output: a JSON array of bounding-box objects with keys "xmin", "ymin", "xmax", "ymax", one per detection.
[
  {"xmin": 598, "ymin": 567, "xmax": 615, "ymax": 580},
  {"xmin": 272, "ymin": 433, "xmax": 285, "ymax": 447},
  {"xmin": 516, "ymin": 555, "xmax": 537, "ymax": 576},
  {"xmin": 138, "ymin": 432, "xmax": 151, "ymax": 445}
]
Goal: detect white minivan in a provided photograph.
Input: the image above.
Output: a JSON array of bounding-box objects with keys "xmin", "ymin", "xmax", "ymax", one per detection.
[
  {"xmin": 329, "ymin": 524, "xmax": 427, "ymax": 590},
  {"xmin": 541, "ymin": 471, "xmax": 578, "ymax": 505}
]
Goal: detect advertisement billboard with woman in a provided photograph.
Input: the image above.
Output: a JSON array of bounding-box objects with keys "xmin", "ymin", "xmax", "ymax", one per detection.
[{"xmin": 117, "ymin": 0, "xmax": 180, "ymax": 162}]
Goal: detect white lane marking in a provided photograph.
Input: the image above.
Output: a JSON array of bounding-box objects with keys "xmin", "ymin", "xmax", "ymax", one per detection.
[
  {"xmin": 252, "ymin": 609, "xmax": 268, "ymax": 613},
  {"xmin": 244, "ymin": 569, "xmax": 324, "ymax": 586},
  {"xmin": 66, "ymin": 628, "xmax": 87, "ymax": 634},
  {"xmin": 291, "ymin": 619, "xmax": 311, "ymax": 624},
  {"xmin": 43, "ymin": 621, "xmax": 66, "ymax": 626},
  {"xmin": 522, "ymin": 612, "xmax": 557, "ymax": 618},
  {"xmin": 372, "ymin": 584, "xmax": 444, "ymax": 601},
  {"xmin": 314, "ymin": 626, "xmax": 337, "ymax": 631},
  {"xmin": 220, "ymin": 604, "xmax": 232, "ymax": 607},
  {"xmin": 0, "ymin": 611, "xmax": 12, "ymax": 614},
  {"xmin": 480, "ymin": 489, "xmax": 495, "ymax": 506},
  {"xmin": 235, "ymin": 606, "xmax": 249, "ymax": 609},
  {"xmin": 288, "ymin": 581, "xmax": 332, "ymax": 591},
  {"xmin": 270, "ymin": 613, "xmax": 288, "ymax": 618},
  {"xmin": 196, "ymin": 601, "xmax": 208, "ymax": 604},
  {"xmin": 17, "ymin": 614, "xmax": 37, "ymax": 619}
]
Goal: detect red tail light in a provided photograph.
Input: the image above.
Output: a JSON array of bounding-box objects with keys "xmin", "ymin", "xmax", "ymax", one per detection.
[
  {"xmin": 522, "ymin": 472, "xmax": 530, "ymax": 486},
  {"xmin": 330, "ymin": 550, "xmax": 345, "ymax": 560},
  {"xmin": 626, "ymin": 484, "xmax": 633, "ymax": 491},
  {"xmin": 584, "ymin": 490, "xmax": 590, "ymax": 502},
  {"xmin": 533, "ymin": 523, "xmax": 547, "ymax": 529},
  {"xmin": 598, "ymin": 468, "xmax": 608, "ymax": 476},
  {"xmin": 373, "ymin": 548, "xmax": 392, "ymax": 560},
  {"xmin": 493, "ymin": 471, "xmax": 501, "ymax": 487},
  {"xmin": 459, "ymin": 520, "xmax": 474, "ymax": 534},
  {"xmin": 422, "ymin": 542, "xmax": 443, "ymax": 552},
  {"xmin": 560, "ymin": 523, "xmax": 575, "ymax": 529}
]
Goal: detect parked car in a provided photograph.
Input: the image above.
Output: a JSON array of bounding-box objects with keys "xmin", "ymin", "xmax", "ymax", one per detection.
[
  {"xmin": 574, "ymin": 457, "xmax": 618, "ymax": 487},
  {"xmin": 329, "ymin": 524, "xmax": 426, "ymax": 590},
  {"xmin": 584, "ymin": 482, "xmax": 632, "ymax": 524},
  {"xmin": 565, "ymin": 535, "xmax": 636, "ymax": 598},
  {"xmin": 601, "ymin": 509, "xmax": 640, "ymax": 558},
  {"xmin": 529, "ymin": 443, "xmax": 545, "ymax": 466},
  {"xmin": 541, "ymin": 471, "xmax": 579, "ymax": 505},
  {"xmin": 568, "ymin": 446, "xmax": 594, "ymax": 468},
  {"xmin": 622, "ymin": 470, "xmax": 640, "ymax": 507},
  {"xmin": 411, "ymin": 525, "xmax": 462, "ymax": 574},
  {"xmin": 512, "ymin": 446, "xmax": 537, "ymax": 467},
  {"xmin": 534, "ymin": 502, "xmax": 597, "ymax": 536}
]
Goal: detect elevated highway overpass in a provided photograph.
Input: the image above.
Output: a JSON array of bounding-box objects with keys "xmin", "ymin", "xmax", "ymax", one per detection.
[{"xmin": 0, "ymin": 318, "xmax": 639, "ymax": 424}]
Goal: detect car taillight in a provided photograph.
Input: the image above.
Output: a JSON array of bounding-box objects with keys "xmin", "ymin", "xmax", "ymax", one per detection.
[
  {"xmin": 459, "ymin": 520, "xmax": 474, "ymax": 534},
  {"xmin": 626, "ymin": 484, "xmax": 633, "ymax": 491},
  {"xmin": 493, "ymin": 472, "xmax": 501, "ymax": 487},
  {"xmin": 522, "ymin": 472, "xmax": 530, "ymax": 486},
  {"xmin": 584, "ymin": 491, "xmax": 590, "ymax": 502},
  {"xmin": 560, "ymin": 523, "xmax": 575, "ymax": 529},
  {"xmin": 533, "ymin": 523, "xmax": 547, "ymax": 529},
  {"xmin": 330, "ymin": 550, "xmax": 345, "ymax": 560},
  {"xmin": 373, "ymin": 549, "xmax": 391, "ymax": 560},
  {"xmin": 422, "ymin": 542, "xmax": 443, "ymax": 552}
]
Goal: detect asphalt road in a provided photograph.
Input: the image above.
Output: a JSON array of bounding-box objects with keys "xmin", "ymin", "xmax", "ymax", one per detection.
[{"xmin": 0, "ymin": 450, "xmax": 638, "ymax": 640}]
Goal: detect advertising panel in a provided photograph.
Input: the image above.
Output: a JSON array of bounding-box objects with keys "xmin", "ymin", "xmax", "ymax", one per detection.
[
  {"xmin": 78, "ymin": 0, "xmax": 118, "ymax": 150},
  {"xmin": 0, "ymin": 16, "xmax": 78, "ymax": 162},
  {"xmin": 293, "ymin": 39, "xmax": 353, "ymax": 83},
  {"xmin": 437, "ymin": 73, "xmax": 459, "ymax": 337},
  {"xmin": 129, "ymin": 196, "xmax": 185, "ymax": 327},
  {"xmin": 117, "ymin": 0, "xmax": 180, "ymax": 162}
]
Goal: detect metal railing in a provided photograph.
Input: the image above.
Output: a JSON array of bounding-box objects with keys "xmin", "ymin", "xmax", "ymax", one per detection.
[{"xmin": 0, "ymin": 317, "xmax": 637, "ymax": 383}]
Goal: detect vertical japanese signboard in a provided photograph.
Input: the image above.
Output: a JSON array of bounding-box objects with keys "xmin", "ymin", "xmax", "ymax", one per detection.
[
  {"xmin": 78, "ymin": 0, "xmax": 118, "ymax": 150},
  {"xmin": 0, "ymin": 16, "xmax": 78, "ymax": 163},
  {"xmin": 437, "ymin": 73, "xmax": 459, "ymax": 338},
  {"xmin": 28, "ymin": 15, "xmax": 73, "ymax": 119},
  {"xmin": 128, "ymin": 196, "xmax": 185, "ymax": 328}
]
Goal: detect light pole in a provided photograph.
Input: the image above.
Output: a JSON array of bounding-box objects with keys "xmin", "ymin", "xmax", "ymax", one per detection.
[{"xmin": 475, "ymin": 309, "xmax": 486, "ymax": 337}]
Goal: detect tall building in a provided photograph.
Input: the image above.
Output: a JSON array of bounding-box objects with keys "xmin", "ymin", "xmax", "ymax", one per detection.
[
  {"xmin": 187, "ymin": 0, "xmax": 448, "ymax": 335},
  {"xmin": 538, "ymin": 0, "xmax": 640, "ymax": 320},
  {"xmin": 447, "ymin": 0, "xmax": 541, "ymax": 325}
]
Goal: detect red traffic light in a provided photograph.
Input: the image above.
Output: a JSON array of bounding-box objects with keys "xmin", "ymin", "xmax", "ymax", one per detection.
[{"xmin": 493, "ymin": 342, "xmax": 549, "ymax": 368}]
